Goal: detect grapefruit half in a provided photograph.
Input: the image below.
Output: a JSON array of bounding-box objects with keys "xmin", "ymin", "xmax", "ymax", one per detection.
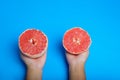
[
  {"xmin": 63, "ymin": 27, "xmax": 91, "ymax": 54},
  {"xmin": 19, "ymin": 29, "xmax": 48, "ymax": 58}
]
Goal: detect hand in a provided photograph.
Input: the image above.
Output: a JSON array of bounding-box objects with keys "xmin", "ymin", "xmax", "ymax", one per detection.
[
  {"xmin": 21, "ymin": 52, "xmax": 46, "ymax": 70},
  {"xmin": 21, "ymin": 52, "xmax": 46, "ymax": 80},
  {"xmin": 66, "ymin": 50, "xmax": 89, "ymax": 80},
  {"xmin": 66, "ymin": 50, "xmax": 89, "ymax": 66}
]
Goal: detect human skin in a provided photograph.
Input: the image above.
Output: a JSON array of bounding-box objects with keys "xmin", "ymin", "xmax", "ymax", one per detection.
[
  {"xmin": 21, "ymin": 49, "xmax": 88, "ymax": 80},
  {"xmin": 66, "ymin": 50, "xmax": 89, "ymax": 80},
  {"xmin": 21, "ymin": 52, "xmax": 46, "ymax": 80}
]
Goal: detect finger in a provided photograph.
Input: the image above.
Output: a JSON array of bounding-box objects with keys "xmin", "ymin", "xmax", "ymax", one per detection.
[
  {"xmin": 65, "ymin": 51, "xmax": 76, "ymax": 56},
  {"xmin": 78, "ymin": 50, "xmax": 89, "ymax": 58},
  {"xmin": 40, "ymin": 52, "xmax": 46, "ymax": 59},
  {"xmin": 20, "ymin": 53, "xmax": 30, "ymax": 61}
]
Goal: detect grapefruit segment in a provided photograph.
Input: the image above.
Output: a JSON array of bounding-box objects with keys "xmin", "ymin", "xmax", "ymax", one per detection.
[
  {"xmin": 19, "ymin": 29, "xmax": 48, "ymax": 58},
  {"xmin": 63, "ymin": 27, "xmax": 91, "ymax": 54}
]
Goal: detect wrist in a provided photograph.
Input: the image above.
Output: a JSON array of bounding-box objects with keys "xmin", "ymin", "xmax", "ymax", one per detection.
[
  {"xmin": 69, "ymin": 62, "xmax": 85, "ymax": 69},
  {"xmin": 26, "ymin": 62, "xmax": 44, "ymax": 70},
  {"xmin": 69, "ymin": 60, "xmax": 85, "ymax": 66},
  {"xmin": 27, "ymin": 65, "xmax": 42, "ymax": 80},
  {"xmin": 27, "ymin": 66, "xmax": 42, "ymax": 77},
  {"xmin": 69, "ymin": 62, "xmax": 86, "ymax": 80},
  {"xmin": 27, "ymin": 65, "xmax": 43, "ymax": 72}
]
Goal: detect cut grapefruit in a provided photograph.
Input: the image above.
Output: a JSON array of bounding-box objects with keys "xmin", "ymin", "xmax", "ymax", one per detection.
[
  {"xmin": 19, "ymin": 29, "xmax": 48, "ymax": 58},
  {"xmin": 63, "ymin": 27, "xmax": 91, "ymax": 54}
]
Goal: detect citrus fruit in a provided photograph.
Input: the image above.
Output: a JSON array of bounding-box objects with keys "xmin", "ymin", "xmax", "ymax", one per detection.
[
  {"xmin": 19, "ymin": 29, "xmax": 48, "ymax": 58},
  {"xmin": 63, "ymin": 27, "xmax": 91, "ymax": 54}
]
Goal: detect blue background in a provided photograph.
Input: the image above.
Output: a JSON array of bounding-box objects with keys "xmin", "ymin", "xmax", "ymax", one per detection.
[{"xmin": 0, "ymin": 0, "xmax": 120, "ymax": 80}]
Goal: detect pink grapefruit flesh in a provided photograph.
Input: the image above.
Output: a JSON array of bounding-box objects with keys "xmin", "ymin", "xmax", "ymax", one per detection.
[
  {"xmin": 63, "ymin": 27, "xmax": 91, "ymax": 54},
  {"xmin": 19, "ymin": 29, "xmax": 48, "ymax": 58}
]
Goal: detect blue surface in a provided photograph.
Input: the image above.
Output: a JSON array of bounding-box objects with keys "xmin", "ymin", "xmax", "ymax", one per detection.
[{"xmin": 0, "ymin": 0, "xmax": 120, "ymax": 80}]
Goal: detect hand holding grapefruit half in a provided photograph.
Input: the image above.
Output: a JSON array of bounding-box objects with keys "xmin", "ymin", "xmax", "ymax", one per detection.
[
  {"xmin": 19, "ymin": 29, "xmax": 48, "ymax": 58},
  {"xmin": 63, "ymin": 27, "xmax": 91, "ymax": 54}
]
